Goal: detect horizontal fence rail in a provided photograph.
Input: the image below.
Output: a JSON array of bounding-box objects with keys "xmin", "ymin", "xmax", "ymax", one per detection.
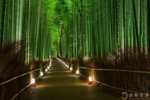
[
  {"xmin": 0, "ymin": 66, "xmax": 45, "ymax": 86},
  {"xmin": 0, "ymin": 58, "xmax": 52, "ymax": 100},
  {"xmin": 49, "ymin": 58, "xmax": 150, "ymax": 93},
  {"xmin": 72, "ymin": 64, "xmax": 150, "ymax": 74},
  {"xmin": 71, "ymin": 64, "xmax": 150, "ymax": 93}
]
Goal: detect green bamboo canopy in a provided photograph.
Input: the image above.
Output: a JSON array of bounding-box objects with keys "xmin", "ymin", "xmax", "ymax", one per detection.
[
  {"xmin": 0, "ymin": 0, "xmax": 149, "ymax": 65},
  {"xmin": 60, "ymin": 0, "xmax": 149, "ymax": 65}
]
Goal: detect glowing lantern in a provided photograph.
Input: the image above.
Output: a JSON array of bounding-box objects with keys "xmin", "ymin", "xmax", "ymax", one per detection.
[
  {"xmin": 40, "ymin": 71, "xmax": 43, "ymax": 76},
  {"xmin": 88, "ymin": 76, "xmax": 93, "ymax": 84},
  {"xmin": 30, "ymin": 78, "xmax": 35, "ymax": 85},
  {"xmin": 70, "ymin": 67, "xmax": 73, "ymax": 71},
  {"xmin": 76, "ymin": 70, "xmax": 79, "ymax": 75},
  {"xmin": 45, "ymin": 68, "xmax": 48, "ymax": 72}
]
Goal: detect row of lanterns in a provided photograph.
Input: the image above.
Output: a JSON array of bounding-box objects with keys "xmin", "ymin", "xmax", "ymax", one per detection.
[
  {"xmin": 69, "ymin": 66, "xmax": 93, "ymax": 84},
  {"xmin": 31, "ymin": 58, "xmax": 94, "ymax": 85},
  {"xmin": 57, "ymin": 58, "xmax": 94, "ymax": 84},
  {"xmin": 30, "ymin": 58, "xmax": 52, "ymax": 85},
  {"xmin": 56, "ymin": 57, "xmax": 94, "ymax": 85}
]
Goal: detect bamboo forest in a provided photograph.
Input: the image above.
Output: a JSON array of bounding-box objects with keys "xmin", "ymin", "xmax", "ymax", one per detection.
[{"xmin": 0, "ymin": 0, "xmax": 150, "ymax": 100}]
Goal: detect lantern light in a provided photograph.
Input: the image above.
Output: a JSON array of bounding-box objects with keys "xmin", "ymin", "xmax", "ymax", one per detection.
[
  {"xmin": 30, "ymin": 78, "xmax": 35, "ymax": 85},
  {"xmin": 45, "ymin": 68, "xmax": 48, "ymax": 72},
  {"xmin": 40, "ymin": 71, "xmax": 43, "ymax": 77},
  {"xmin": 70, "ymin": 67, "xmax": 73, "ymax": 71},
  {"xmin": 76, "ymin": 70, "xmax": 79, "ymax": 75},
  {"xmin": 88, "ymin": 76, "xmax": 93, "ymax": 84}
]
